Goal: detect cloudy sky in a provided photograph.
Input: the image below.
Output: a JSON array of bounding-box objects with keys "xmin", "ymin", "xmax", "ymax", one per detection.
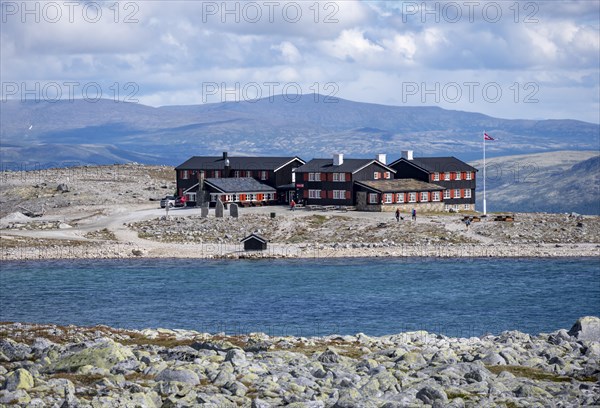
[{"xmin": 2, "ymin": 0, "xmax": 599, "ymax": 123}]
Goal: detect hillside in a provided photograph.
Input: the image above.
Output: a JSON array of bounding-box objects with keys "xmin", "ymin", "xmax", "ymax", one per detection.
[
  {"xmin": 1, "ymin": 97, "xmax": 598, "ymax": 167},
  {"xmin": 471, "ymin": 151, "xmax": 600, "ymax": 214}
]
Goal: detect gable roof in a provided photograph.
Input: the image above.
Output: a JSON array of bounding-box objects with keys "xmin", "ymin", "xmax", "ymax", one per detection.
[
  {"xmin": 203, "ymin": 178, "xmax": 276, "ymax": 193},
  {"xmin": 389, "ymin": 157, "xmax": 477, "ymax": 173},
  {"xmin": 176, "ymin": 156, "xmax": 304, "ymax": 171},
  {"xmin": 356, "ymin": 179, "xmax": 445, "ymax": 193},
  {"xmin": 295, "ymin": 158, "xmax": 396, "ymax": 174},
  {"xmin": 240, "ymin": 233, "xmax": 267, "ymax": 243}
]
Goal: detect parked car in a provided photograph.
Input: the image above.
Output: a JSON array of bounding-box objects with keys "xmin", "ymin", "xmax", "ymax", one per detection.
[{"xmin": 160, "ymin": 196, "xmax": 185, "ymax": 208}]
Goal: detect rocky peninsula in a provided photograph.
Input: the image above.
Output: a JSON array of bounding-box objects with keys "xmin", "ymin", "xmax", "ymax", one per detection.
[{"xmin": 0, "ymin": 317, "xmax": 599, "ymax": 407}]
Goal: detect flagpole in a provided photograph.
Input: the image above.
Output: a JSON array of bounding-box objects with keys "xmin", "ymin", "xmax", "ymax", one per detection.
[{"xmin": 483, "ymin": 130, "xmax": 487, "ymax": 215}]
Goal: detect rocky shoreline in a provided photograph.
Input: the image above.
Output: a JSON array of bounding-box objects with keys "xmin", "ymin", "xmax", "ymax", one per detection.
[
  {"xmin": 1, "ymin": 241, "xmax": 599, "ymax": 261},
  {"xmin": 1, "ymin": 318, "xmax": 599, "ymax": 407}
]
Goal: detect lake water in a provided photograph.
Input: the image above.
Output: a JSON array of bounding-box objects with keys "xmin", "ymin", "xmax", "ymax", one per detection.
[{"xmin": 1, "ymin": 258, "xmax": 598, "ymax": 337}]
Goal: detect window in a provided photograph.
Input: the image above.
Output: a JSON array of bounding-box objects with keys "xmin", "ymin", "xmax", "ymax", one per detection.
[
  {"xmin": 260, "ymin": 171, "xmax": 268, "ymax": 180},
  {"xmin": 454, "ymin": 189, "xmax": 461, "ymax": 198},
  {"xmin": 247, "ymin": 194, "xmax": 255, "ymax": 201},
  {"xmin": 384, "ymin": 172, "xmax": 391, "ymax": 179},
  {"xmin": 464, "ymin": 189, "xmax": 472, "ymax": 198},
  {"xmin": 443, "ymin": 190, "xmax": 450, "ymax": 199},
  {"xmin": 383, "ymin": 193, "xmax": 393, "ymax": 204},
  {"xmin": 408, "ymin": 192, "xmax": 417, "ymax": 203},
  {"xmin": 309, "ymin": 172, "xmax": 321, "ymax": 181},
  {"xmin": 420, "ymin": 192, "xmax": 428, "ymax": 202},
  {"xmin": 214, "ymin": 170, "xmax": 221, "ymax": 178},
  {"xmin": 181, "ymin": 170, "xmax": 189, "ymax": 180},
  {"xmin": 246, "ymin": 171, "xmax": 253, "ymax": 177},
  {"xmin": 444, "ymin": 172, "xmax": 450, "ymax": 181},
  {"xmin": 369, "ymin": 193, "xmax": 378, "ymax": 204},
  {"xmin": 309, "ymin": 189, "xmax": 321, "ymax": 199},
  {"xmin": 464, "ymin": 204, "xmax": 471, "ymax": 210},
  {"xmin": 374, "ymin": 172, "xmax": 380, "ymax": 180},
  {"xmin": 455, "ymin": 172, "xmax": 461, "ymax": 180},
  {"xmin": 234, "ymin": 170, "xmax": 240, "ymax": 178},
  {"xmin": 333, "ymin": 173, "xmax": 345, "ymax": 182},
  {"xmin": 292, "ymin": 170, "xmax": 296, "ymax": 183},
  {"xmin": 466, "ymin": 171, "xmax": 472, "ymax": 180},
  {"xmin": 333, "ymin": 190, "xmax": 346, "ymax": 199},
  {"xmin": 433, "ymin": 172, "xmax": 439, "ymax": 181},
  {"xmin": 396, "ymin": 193, "xmax": 404, "ymax": 203},
  {"xmin": 432, "ymin": 191, "xmax": 440, "ymax": 201}
]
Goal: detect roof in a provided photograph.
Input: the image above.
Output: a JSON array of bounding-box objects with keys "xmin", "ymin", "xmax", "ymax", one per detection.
[
  {"xmin": 356, "ymin": 179, "xmax": 445, "ymax": 193},
  {"xmin": 389, "ymin": 157, "xmax": 478, "ymax": 173},
  {"xmin": 240, "ymin": 233, "xmax": 267, "ymax": 243},
  {"xmin": 176, "ymin": 156, "xmax": 304, "ymax": 171},
  {"xmin": 203, "ymin": 178, "xmax": 276, "ymax": 193},
  {"xmin": 295, "ymin": 158, "xmax": 396, "ymax": 174}
]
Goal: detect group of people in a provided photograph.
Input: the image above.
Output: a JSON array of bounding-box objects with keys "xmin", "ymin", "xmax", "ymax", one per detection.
[{"xmin": 396, "ymin": 208, "xmax": 417, "ymax": 222}]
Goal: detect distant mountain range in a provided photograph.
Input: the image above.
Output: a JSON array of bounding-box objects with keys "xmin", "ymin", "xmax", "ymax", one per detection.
[
  {"xmin": 1, "ymin": 96, "xmax": 598, "ymax": 168},
  {"xmin": 471, "ymin": 151, "xmax": 600, "ymax": 215}
]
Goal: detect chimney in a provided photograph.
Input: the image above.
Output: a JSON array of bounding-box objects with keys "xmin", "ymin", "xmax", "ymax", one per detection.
[
  {"xmin": 376, "ymin": 154, "xmax": 387, "ymax": 165},
  {"xmin": 333, "ymin": 153, "xmax": 344, "ymax": 166},
  {"xmin": 222, "ymin": 151, "xmax": 228, "ymax": 160},
  {"xmin": 401, "ymin": 150, "xmax": 413, "ymax": 160}
]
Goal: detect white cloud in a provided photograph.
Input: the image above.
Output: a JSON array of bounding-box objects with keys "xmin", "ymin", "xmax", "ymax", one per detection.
[
  {"xmin": 1, "ymin": 0, "xmax": 598, "ymax": 123},
  {"xmin": 271, "ymin": 41, "xmax": 302, "ymax": 64}
]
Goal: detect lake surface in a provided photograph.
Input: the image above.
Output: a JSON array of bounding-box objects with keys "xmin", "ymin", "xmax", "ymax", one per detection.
[{"xmin": 1, "ymin": 258, "xmax": 598, "ymax": 337}]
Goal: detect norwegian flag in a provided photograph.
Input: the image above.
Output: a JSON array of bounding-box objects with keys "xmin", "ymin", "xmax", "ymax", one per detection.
[{"xmin": 484, "ymin": 132, "xmax": 494, "ymax": 141}]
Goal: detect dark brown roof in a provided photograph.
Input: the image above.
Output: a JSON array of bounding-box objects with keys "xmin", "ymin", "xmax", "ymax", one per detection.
[
  {"xmin": 176, "ymin": 156, "xmax": 304, "ymax": 171},
  {"xmin": 389, "ymin": 157, "xmax": 477, "ymax": 173},
  {"xmin": 356, "ymin": 179, "xmax": 445, "ymax": 193},
  {"xmin": 240, "ymin": 233, "xmax": 267, "ymax": 243},
  {"xmin": 203, "ymin": 178, "xmax": 276, "ymax": 193},
  {"xmin": 295, "ymin": 158, "xmax": 395, "ymax": 173}
]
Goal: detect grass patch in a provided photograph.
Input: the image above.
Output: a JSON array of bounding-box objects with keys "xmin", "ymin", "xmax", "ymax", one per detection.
[
  {"xmin": 271, "ymin": 339, "xmax": 366, "ymax": 359},
  {"xmin": 84, "ymin": 228, "xmax": 117, "ymax": 241},
  {"xmin": 307, "ymin": 215, "xmax": 328, "ymax": 226},
  {"xmin": 486, "ymin": 365, "xmax": 592, "ymax": 383},
  {"xmin": 49, "ymin": 372, "xmax": 105, "ymax": 386},
  {"xmin": 446, "ymin": 391, "xmax": 473, "ymax": 400},
  {"xmin": 118, "ymin": 332, "xmax": 197, "ymax": 348}
]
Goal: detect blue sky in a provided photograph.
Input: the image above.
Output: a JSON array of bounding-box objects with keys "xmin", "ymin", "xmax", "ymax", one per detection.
[{"xmin": 2, "ymin": 0, "xmax": 599, "ymax": 123}]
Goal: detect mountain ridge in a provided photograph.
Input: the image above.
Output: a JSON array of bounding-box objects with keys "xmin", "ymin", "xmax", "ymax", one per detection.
[{"xmin": 1, "ymin": 96, "xmax": 598, "ymax": 167}]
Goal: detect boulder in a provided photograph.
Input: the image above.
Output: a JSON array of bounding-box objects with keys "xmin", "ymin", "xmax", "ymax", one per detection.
[
  {"xmin": 0, "ymin": 339, "xmax": 31, "ymax": 361},
  {"xmin": 416, "ymin": 386, "xmax": 448, "ymax": 405},
  {"xmin": 318, "ymin": 348, "xmax": 340, "ymax": 364},
  {"xmin": 0, "ymin": 389, "xmax": 31, "ymax": 404},
  {"xmin": 568, "ymin": 316, "xmax": 600, "ymax": 342},
  {"xmin": 51, "ymin": 338, "xmax": 134, "ymax": 372},
  {"xmin": 225, "ymin": 349, "xmax": 247, "ymax": 366},
  {"xmin": 3, "ymin": 368, "xmax": 34, "ymax": 391},
  {"xmin": 155, "ymin": 367, "xmax": 200, "ymax": 385}
]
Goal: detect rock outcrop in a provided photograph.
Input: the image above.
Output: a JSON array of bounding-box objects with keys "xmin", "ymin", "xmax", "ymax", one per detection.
[{"xmin": 0, "ymin": 319, "xmax": 598, "ymax": 407}]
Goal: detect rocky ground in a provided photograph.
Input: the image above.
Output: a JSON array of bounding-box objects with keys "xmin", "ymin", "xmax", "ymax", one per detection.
[
  {"xmin": 0, "ymin": 317, "xmax": 598, "ymax": 407},
  {"xmin": 1, "ymin": 164, "xmax": 599, "ymax": 260}
]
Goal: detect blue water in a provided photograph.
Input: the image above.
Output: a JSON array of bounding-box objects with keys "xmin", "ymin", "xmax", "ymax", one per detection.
[{"xmin": 1, "ymin": 258, "xmax": 598, "ymax": 337}]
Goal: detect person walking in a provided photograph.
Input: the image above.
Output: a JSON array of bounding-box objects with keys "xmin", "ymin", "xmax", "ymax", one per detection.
[
  {"xmin": 412, "ymin": 208, "xmax": 417, "ymax": 221},
  {"xmin": 290, "ymin": 199, "xmax": 296, "ymax": 211},
  {"xmin": 395, "ymin": 208, "xmax": 400, "ymax": 222}
]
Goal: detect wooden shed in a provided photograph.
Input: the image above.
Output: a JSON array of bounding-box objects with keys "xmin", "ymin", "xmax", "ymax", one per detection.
[{"xmin": 241, "ymin": 233, "xmax": 268, "ymax": 251}]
